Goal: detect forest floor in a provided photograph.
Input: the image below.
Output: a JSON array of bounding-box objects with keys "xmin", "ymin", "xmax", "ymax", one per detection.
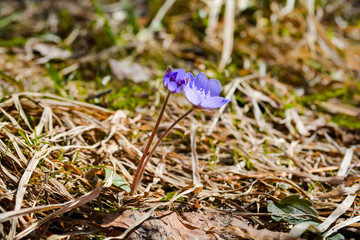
[{"xmin": 0, "ymin": 0, "xmax": 360, "ymax": 239}]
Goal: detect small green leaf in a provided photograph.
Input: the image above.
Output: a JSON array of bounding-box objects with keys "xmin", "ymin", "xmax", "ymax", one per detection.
[
  {"xmin": 327, "ymin": 232, "xmax": 345, "ymax": 240},
  {"xmin": 104, "ymin": 167, "xmax": 130, "ymax": 193},
  {"xmin": 278, "ymin": 195, "xmax": 318, "ymax": 216},
  {"xmin": 160, "ymin": 191, "xmax": 183, "ymax": 202},
  {"xmin": 267, "ymin": 195, "xmax": 318, "ymax": 225},
  {"xmin": 46, "ymin": 63, "xmax": 67, "ymax": 96},
  {"xmin": 0, "ymin": 11, "xmax": 22, "ymax": 29}
]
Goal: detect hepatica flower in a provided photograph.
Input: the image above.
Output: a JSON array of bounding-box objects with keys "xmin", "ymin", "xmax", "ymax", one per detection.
[
  {"xmin": 183, "ymin": 72, "xmax": 230, "ymax": 109},
  {"xmin": 163, "ymin": 68, "xmax": 188, "ymax": 93},
  {"xmin": 131, "ymin": 68, "xmax": 229, "ymax": 195}
]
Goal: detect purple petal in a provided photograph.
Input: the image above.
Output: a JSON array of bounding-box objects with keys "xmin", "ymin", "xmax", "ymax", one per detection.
[
  {"xmin": 186, "ymin": 72, "xmax": 195, "ymax": 87},
  {"xmin": 163, "ymin": 77, "xmax": 169, "ymax": 87},
  {"xmin": 200, "ymin": 96, "xmax": 230, "ymax": 109},
  {"xmin": 167, "ymin": 81, "xmax": 178, "ymax": 93},
  {"xmin": 173, "ymin": 85, "xmax": 184, "ymax": 93},
  {"xmin": 194, "ymin": 73, "xmax": 208, "ymax": 90},
  {"xmin": 183, "ymin": 86, "xmax": 202, "ymax": 106},
  {"xmin": 175, "ymin": 69, "xmax": 186, "ymax": 81},
  {"xmin": 171, "ymin": 71, "xmax": 178, "ymax": 80},
  {"xmin": 205, "ymin": 79, "xmax": 222, "ymax": 97}
]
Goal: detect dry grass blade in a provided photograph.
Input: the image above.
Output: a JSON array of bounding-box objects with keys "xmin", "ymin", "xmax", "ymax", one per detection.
[
  {"xmin": 219, "ymin": 0, "xmax": 235, "ymax": 70},
  {"xmin": 31, "ymin": 106, "xmax": 52, "ymax": 138},
  {"xmin": 317, "ymin": 101, "xmax": 360, "ymax": 117},
  {"xmin": 0, "ymin": 136, "xmax": 26, "ymax": 167},
  {"xmin": 323, "ymin": 215, "xmax": 360, "ymax": 239},
  {"xmin": 14, "ymin": 187, "xmax": 103, "ymax": 240},
  {"xmin": 279, "ymin": 0, "xmax": 295, "ymax": 17},
  {"xmin": 12, "ymin": 94, "xmax": 32, "ymax": 130},
  {"xmin": 136, "ymin": 0, "xmax": 176, "ymax": 46},
  {"xmin": 0, "ymin": 203, "xmax": 67, "ymax": 223},
  {"xmin": 286, "ymin": 222, "xmax": 314, "ymax": 240},
  {"xmin": 0, "ymin": 108, "xmax": 18, "ymax": 125},
  {"xmin": 251, "ymin": 98, "xmax": 267, "ymax": 130},
  {"xmin": 317, "ymin": 184, "xmax": 360, "ymax": 232},
  {"xmin": 190, "ymin": 123, "xmax": 201, "ymax": 186},
  {"xmin": 205, "ymin": 0, "xmax": 223, "ymax": 41},
  {"xmin": 148, "ymin": 0, "xmax": 176, "ymax": 31},
  {"xmin": 9, "ymin": 144, "xmax": 49, "ymax": 239},
  {"xmin": 338, "ymin": 148, "xmax": 354, "ymax": 177},
  {"xmin": 284, "ymin": 108, "xmax": 309, "ymax": 136}
]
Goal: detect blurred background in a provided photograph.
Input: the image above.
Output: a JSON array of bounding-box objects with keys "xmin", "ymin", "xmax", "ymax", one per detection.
[{"xmin": 0, "ymin": 0, "xmax": 359, "ymax": 126}]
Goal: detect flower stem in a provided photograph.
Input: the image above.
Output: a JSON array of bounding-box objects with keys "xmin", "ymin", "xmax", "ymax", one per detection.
[
  {"xmin": 131, "ymin": 108, "xmax": 194, "ymax": 195},
  {"xmin": 130, "ymin": 92, "xmax": 171, "ymax": 195}
]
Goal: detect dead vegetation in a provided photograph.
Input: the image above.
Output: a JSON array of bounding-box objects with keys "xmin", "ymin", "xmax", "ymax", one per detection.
[{"xmin": 0, "ymin": 0, "xmax": 360, "ymax": 239}]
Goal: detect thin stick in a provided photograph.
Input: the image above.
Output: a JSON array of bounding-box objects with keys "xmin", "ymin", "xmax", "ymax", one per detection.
[
  {"xmin": 148, "ymin": 0, "xmax": 176, "ymax": 31},
  {"xmin": 131, "ymin": 108, "xmax": 194, "ymax": 195},
  {"xmin": 219, "ymin": 0, "xmax": 235, "ymax": 70},
  {"xmin": 130, "ymin": 92, "xmax": 171, "ymax": 195}
]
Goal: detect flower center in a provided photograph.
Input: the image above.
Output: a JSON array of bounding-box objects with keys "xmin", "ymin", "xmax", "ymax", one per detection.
[{"xmin": 195, "ymin": 87, "xmax": 210, "ymax": 99}]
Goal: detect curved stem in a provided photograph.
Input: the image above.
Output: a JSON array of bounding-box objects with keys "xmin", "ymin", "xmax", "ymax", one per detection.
[
  {"xmin": 132, "ymin": 108, "xmax": 194, "ymax": 194},
  {"xmin": 130, "ymin": 92, "xmax": 171, "ymax": 195}
]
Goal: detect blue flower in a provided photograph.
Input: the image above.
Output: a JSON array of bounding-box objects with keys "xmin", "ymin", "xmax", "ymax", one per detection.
[
  {"xmin": 163, "ymin": 67, "xmax": 188, "ymax": 94},
  {"xmin": 183, "ymin": 72, "xmax": 230, "ymax": 109}
]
